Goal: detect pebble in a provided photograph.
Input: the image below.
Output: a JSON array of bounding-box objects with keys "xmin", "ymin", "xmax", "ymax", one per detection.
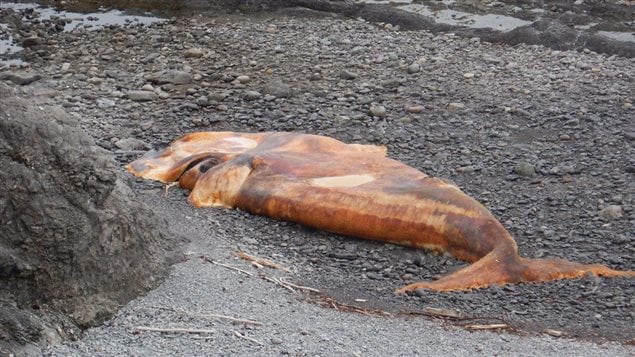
[
  {"xmin": 210, "ymin": 92, "xmax": 229, "ymax": 101},
  {"xmin": 114, "ymin": 138, "xmax": 149, "ymax": 151},
  {"xmin": 127, "ymin": 91, "xmax": 158, "ymax": 102},
  {"xmin": 195, "ymin": 96, "xmax": 209, "ymax": 106},
  {"xmin": 339, "ymin": 69, "xmax": 357, "ymax": 80},
  {"xmin": 140, "ymin": 53, "xmax": 159, "ymax": 64},
  {"xmin": 262, "ymin": 80, "xmax": 292, "ymax": 98},
  {"xmin": 243, "ymin": 90, "xmax": 262, "ymax": 100},
  {"xmin": 141, "ymin": 84, "xmax": 154, "ymax": 91},
  {"xmin": 447, "ymin": 102, "xmax": 465, "ymax": 111},
  {"xmin": 265, "ymin": 25, "xmax": 277, "ymax": 33},
  {"xmin": 369, "ymin": 105, "xmax": 387, "ymax": 117},
  {"xmin": 96, "ymin": 98, "xmax": 115, "ymax": 108},
  {"xmin": 514, "ymin": 162, "xmax": 536, "ymax": 177},
  {"xmin": 407, "ymin": 63, "xmax": 420, "ymax": 74},
  {"xmin": 463, "ymin": 72, "xmax": 475, "ymax": 79},
  {"xmin": 406, "ymin": 105, "xmax": 424, "ymax": 114},
  {"xmin": 0, "ymin": 72, "xmax": 42, "ymax": 85},
  {"xmin": 21, "ymin": 36, "xmax": 43, "ymax": 47},
  {"xmin": 147, "ymin": 70, "xmax": 192, "ymax": 85},
  {"xmin": 236, "ymin": 75, "xmax": 250, "ymax": 83},
  {"xmin": 184, "ymin": 48, "xmax": 204, "ymax": 58},
  {"xmin": 598, "ymin": 205, "xmax": 622, "ymax": 220}
]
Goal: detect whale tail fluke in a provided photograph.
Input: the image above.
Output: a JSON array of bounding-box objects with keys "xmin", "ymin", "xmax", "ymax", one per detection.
[{"xmin": 396, "ymin": 246, "xmax": 634, "ymax": 293}]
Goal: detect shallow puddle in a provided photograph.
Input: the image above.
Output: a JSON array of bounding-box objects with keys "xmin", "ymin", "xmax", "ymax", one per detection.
[
  {"xmin": 398, "ymin": 3, "xmax": 532, "ymax": 32},
  {"xmin": 357, "ymin": 0, "xmax": 634, "ymax": 43}
]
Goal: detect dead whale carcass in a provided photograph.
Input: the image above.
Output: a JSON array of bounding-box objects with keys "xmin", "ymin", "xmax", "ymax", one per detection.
[{"xmin": 127, "ymin": 131, "xmax": 634, "ymax": 292}]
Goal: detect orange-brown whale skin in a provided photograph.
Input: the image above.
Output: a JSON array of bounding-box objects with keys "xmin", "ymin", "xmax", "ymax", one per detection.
[{"xmin": 127, "ymin": 131, "xmax": 635, "ymax": 292}]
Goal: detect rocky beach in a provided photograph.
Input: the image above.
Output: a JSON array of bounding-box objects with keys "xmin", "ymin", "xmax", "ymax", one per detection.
[{"xmin": 0, "ymin": 1, "xmax": 633, "ymax": 355}]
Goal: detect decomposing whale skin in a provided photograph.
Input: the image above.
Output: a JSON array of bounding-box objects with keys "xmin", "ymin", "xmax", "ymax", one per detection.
[{"xmin": 127, "ymin": 131, "xmax": 634, "ymax": 292}]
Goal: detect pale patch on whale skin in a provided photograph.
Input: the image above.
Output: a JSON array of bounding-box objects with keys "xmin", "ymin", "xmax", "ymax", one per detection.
[
  {"xmin": 221, "ymin": 137, "xmax": 259, "ymax": 152},
  {"xmin": 310, "ymin": 174, "xmax": 375, "ymax": 188}
]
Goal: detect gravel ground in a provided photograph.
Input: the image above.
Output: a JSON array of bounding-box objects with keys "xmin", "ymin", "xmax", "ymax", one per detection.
[
  {"xmin": 0, "ymin": 4, "xmax": 633, "ymax": 355},
  {"xmin": 43, "ymin": 195, "xmax": 632, "ymax": 356}
]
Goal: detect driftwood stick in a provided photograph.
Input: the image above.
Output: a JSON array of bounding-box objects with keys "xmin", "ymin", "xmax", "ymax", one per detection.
[
  {"xmin": 195, "ymin": 313, "xmax": 263, "ymax": 326},
  {"xmin": 233, "ymin": 330, "xmax": 264, "ymax": 346},
  {"xmin": 278, "ymin": 277, "xmax": 321, "ymax": 293},
  {"xmin": 200, "ymin": 255, "xmax": 255, "ymax": 277},
  {"xmin": 235, "ymin": 251, "xmax": 292, "ymax": 272},
  {"xmin": 163, "ymin": 182, "xmax": 179, "ymax": 196},
  {"xmin": 136, "ymin": 326, "xmax": 216, "ymax": 334},
  {"xmin": 197, "ymin": 254, "xmax": 317, "ymax": 295},
  {"xmin": 261, "ymin": 275, "xmax": 296, "ymax": 292},
  {"xmin": 465, "ymin": 323, "xmax": 508, "ymax": 330},
  {"xmin": 141, "ymin": 306, "xmax": 264, "ymax": 326}
]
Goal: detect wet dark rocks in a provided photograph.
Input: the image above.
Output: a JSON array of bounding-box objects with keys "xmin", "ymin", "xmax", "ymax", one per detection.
[
  {"xmin": 0, "ymin": 71, "xmax": 41, "ymax": 85},
  {"xmin": 146, "ymin": 69, "xmax": 192, "ymax": 85},
  {"xmin": 497, "ymin": 19, "xmax": 635, "ymax": 58}
]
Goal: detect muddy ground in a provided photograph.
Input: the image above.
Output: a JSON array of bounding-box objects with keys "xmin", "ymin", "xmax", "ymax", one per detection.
[{"xmin": 0, "ymin": 0, "xmax": 633, "ymax": 353}]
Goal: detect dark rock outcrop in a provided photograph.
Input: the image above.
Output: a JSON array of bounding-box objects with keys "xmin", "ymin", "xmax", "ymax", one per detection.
[
  {"xmin": 496, "ymin": 20, "xmax": 635, "ymax": 58},
  {"xmin": 0, "ymin": 84, "xmax": 183, "ymax": 355}
]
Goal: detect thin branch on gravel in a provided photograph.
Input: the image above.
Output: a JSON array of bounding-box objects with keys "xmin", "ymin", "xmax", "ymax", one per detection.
[
  {"xmin": 405, "ymin": 310, "xmax": 509, "ymax": 325},
  {"xmin": 199, "ymin": 255, "xmax": 255, "ymax": 277},
  {"xmin": 163, "ymin": 182, "xmax": 179, "ymax": 196},
  {"xmin": 188, "ymin": 312, "xmax": 264, "ymax": 326},
  {"xmin": 141, "ymin": 305, "xmax": 264, "ymax": 326},
  {"xmin": 197, "ymin": 254, "xmax": 319, "ymax": 295},
  {"xmin": 261, "ymin": 275, "xmax": 296, "ymax": 292},
  {"xmin": 233, "ymin": 330, "xmax": 264, "ymax": 346},
  {"xmin": 278, "ymin": 277, "xmax": 321, "ymax": 293},
  {"xmin": 235, "ymin": 251, "xmax": 292, "ymax": 272},
  {"xmin": 136, "ymin": 326, "xmax": 216, "ymax": 334},
  {"xmin": 465, "ymin": 323, "xmax": 508, "ymax": 330},
  {"xmin": 315, "ymin": 295, "xmax": 392, "ymax": 317},
  {"xmin": 419, "ymin": 307, "xmax": 463, "ymax": 318}
]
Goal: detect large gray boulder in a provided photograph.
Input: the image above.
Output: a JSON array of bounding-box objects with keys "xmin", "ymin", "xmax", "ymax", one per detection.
[{"xmin": 0, "ymin": 84, "xmax": 183, "ymax": 355}]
